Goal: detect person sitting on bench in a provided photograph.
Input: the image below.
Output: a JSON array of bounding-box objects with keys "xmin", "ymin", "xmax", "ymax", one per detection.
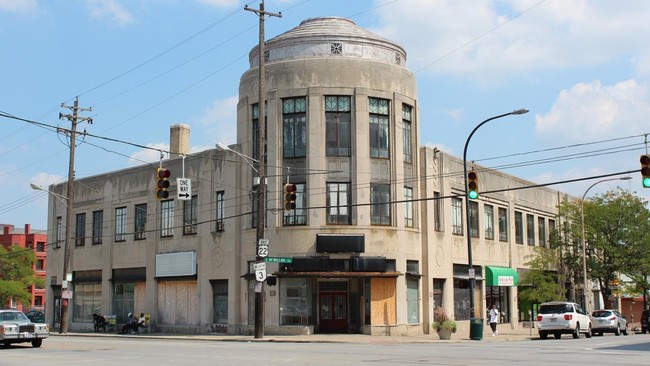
[{"xmin": 93, "ymin": 313, "xmax": 107, "ymax": 332}]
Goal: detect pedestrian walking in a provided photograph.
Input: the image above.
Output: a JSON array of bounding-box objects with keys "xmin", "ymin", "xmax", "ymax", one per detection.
[{"xmin": 489, "ymin": 304, "xmax": 499, "ymax": 336}]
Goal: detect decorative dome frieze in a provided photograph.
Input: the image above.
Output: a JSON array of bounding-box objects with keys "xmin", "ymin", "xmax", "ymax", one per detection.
[{"xmin": 249, "ymin": 17, "xmax": 407, "ymax": 68}]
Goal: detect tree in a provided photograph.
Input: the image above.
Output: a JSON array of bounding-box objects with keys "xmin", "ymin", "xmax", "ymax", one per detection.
[
  {"xmin": 554, "ymin": 188, "xmax": 650, "ymax": 309},
  {"xmin": 0, "ymin": 245, "xmax": 38, "ymax": 306},
  {"xmin": 585, "ymin": 189, "xmax": 650, "ymax": 308},
  {"xmin": 519, "ymin": 246, "xmax": 566, "ymax": 304}
]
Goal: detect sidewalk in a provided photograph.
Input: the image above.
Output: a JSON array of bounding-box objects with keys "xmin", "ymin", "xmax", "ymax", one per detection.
[{"xmin": 52, "ymin": 325, "xmax": 535, "ymax": 344}]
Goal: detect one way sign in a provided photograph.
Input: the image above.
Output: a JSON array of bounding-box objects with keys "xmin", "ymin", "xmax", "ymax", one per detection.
[{"xmin": 177, "ymin": 178, "xmax": 191, "ymax": 200}]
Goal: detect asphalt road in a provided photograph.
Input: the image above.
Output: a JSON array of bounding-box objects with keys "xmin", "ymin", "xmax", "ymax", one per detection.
[{"xmin": 1, "ymin": 334, "xmax": 648, "ymax": 366}]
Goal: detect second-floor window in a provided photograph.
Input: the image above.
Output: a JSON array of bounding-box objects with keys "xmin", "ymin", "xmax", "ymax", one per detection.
[
  {"xmin": 161, "ymin": 200, "xmax": 174, "ymax": 237},
  {"xmin": 183, "ymin": 195, "xmax": 198, "ymax": 235},
  {"xmin": 484, "ymin": 204, "xmax": 494, "ymax": 240},
  {"xmin": 75, "ymin": 213, "xmax": 85, "ymax": 246},
  {"xmin": 527, "ymin": 214, "xmax": 535, "ymax": 246},
  {"xmin": 404, "ymin": 186, "xmax": 413, "ymax": 228},
  {"xmin": 469, "ymin": 201, "xmax": 479, "ymax": 238},
  {"xmin": 326, "ymin": 182, "xmax": 351, "ymax": 225},
  {"xmin": 370, "ymin": 183, "xmax": 390, "ymax": 225},
  {"xmin": 284, "ymin": 183, "xmax": 307, "ymax": 226},
  {"xmin": 282, "ymin": 97, "xmax": 307, "ymax": 158},
  {"xmin": 325, "ymin": 96, "xmax": 351, "ymax": 157},
  {"xmin": 369, "ymin": 97, "xmax": 389, "ymax": 159},
  {"xmin": 515, "ymin": 211, "xmax": 523, "ymax": 244},
  {"xmin": 403, "ymin": 104, "xmax": 412, "ymax": 164},
  {"xmin": 498, "ymin": 207, "xmax": 508, "ymax": 242},
  {"xmin": 452, "ymin": 197, "xmax": 463, "ymax": 235},
  {"xmin": 115, "ymin": 207, "xmax": 127, "ymax": 242},
  {"xmin": 92, "ymin": 210, "xmax": 103, "ymax": 245},
  {"xmin": 134, "ymin": 204, "xmax": 147, "ymax": 240},
  {"xmin": 55, "ymin": 216, "xmax": 63, "ymax": 248},
  {"xmin": 215, "ymin": 191, "xmax": 225, "ymax": 232}
]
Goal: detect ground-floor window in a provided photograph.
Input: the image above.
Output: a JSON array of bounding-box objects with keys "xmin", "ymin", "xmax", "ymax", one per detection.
[
  {"xmin": 280, "ymin": 278, "xmax": 308, "ymax": 325},
  {"xmin": 211, "ymin": 280, "xmax": 228, "ymax": 324},
  {"xmin": 73, "ymin": 283, "xmax": 101, "ymax": 323},
  {"xmin": 486, "ymin": 286, "xmax": 510, "ymax": 323},
  {"xmin": 113, "ymin": 283, "xmax": 135, "ymax": 323},
  {"xmin": 453, "ymin": 278, "xmax": 483, "ymax": 321},
  {"xmin": 406, "ymin": 277, "xmax": 420, "ymax": 324}
]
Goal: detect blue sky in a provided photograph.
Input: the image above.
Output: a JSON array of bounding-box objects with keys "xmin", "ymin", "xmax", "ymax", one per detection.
[{"xmin": 1, "ymin": 0, "xmax": 648, "ymax": 230}]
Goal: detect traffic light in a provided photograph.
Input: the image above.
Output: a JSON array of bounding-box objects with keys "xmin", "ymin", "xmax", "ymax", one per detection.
[
  {"xmin": 156, "ymin": 168, "xmax": 171, "ymax": 199},
  {"xmin": 641, "ymin": 154, "xmax": 650, "ymax": 188},
  {"xmin": 266, "ymin": 276, "xmax": 277, "ymax": 286},
  {"xmin": 467, "ymin": 170, "xmax": 479, "ymax": 199},
  {"xmin": 284, "ymin": 183, "xmax": 297, "ymax": 210}
]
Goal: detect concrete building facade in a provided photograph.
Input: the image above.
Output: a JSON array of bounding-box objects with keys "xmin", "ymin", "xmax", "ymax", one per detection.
[{"xmin": 44, "ymin": 17, "xmax": 568, "ymax": 335}]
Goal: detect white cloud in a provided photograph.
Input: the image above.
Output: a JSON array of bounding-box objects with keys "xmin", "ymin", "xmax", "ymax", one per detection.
[
  {"xmin": 29, "ymin": 172, "xmax": 65, "ymax": 189},
  {"xmin": 128, "ymin": 143, "xmax": 169, "ymax": 167},
  {"xmin": 85, "ymin": 0, "xmax": 134, "ymax": 26},
  {"xmin": 372, "ymin": 0, "xmax": 650, "ymax": 82},
  {"xmin": 0, "ymin": 0, "xmax": 37, "ymax": 12},
  {"xmin": 197, "ymin": 96, "xmax": 238, "ymax": 146},
  {"xmin": 535, "ymin": 79, "xmax": 650, "ymax": 142}
]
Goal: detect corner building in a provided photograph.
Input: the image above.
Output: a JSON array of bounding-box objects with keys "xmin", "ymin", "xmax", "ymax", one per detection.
[
  {"xmin": 237, "ymin": 17, "xmax": 420, "ymax": 335},
  {"xmin": 44, "ymin": 17, "xmax": 567, "ymax": 336}
]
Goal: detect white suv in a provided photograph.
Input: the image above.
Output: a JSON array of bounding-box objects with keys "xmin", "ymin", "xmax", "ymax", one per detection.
[{"xmin": 536, "ymin": 301, "xmax": 592, "ymax": 339}]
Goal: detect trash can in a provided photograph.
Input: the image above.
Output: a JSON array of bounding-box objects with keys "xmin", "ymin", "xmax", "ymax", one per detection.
[{"xmin": 470, "ymin": 318, "xmax": 484, "ymax": 340}]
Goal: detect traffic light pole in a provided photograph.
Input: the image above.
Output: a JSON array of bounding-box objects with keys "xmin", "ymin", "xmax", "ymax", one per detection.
[
  {"xmin": 463, "ymin": 109, "xmax": 527, "ymax": 340},
  {"xmin": 245, "ymin": 1, "xmax": 281, "ymax": 339}
]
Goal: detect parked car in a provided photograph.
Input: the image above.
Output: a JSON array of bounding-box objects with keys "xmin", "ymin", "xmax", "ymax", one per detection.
[
  {"xmin": 537, "ymin": 301, "xmax": 592, "ymax": 339},
  {"xmin": 0, "ymin": 308, "xmax": 49, "ymax": 348},
  {"xmin": 641, "ymin": 309, "xmax": 650, "ymax": 334},
  {"xmin": 24, "ymin": 309, "xmax": 45, "ymax": 323},
  {"xmin": 591, "ymin": 309, "xmax": 628, "ymax": 336}
]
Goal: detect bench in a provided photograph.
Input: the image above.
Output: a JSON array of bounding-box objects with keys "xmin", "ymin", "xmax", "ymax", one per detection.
[{"xmin": 105, "ymin": 315, "xmax": 117, "ymax": 332}]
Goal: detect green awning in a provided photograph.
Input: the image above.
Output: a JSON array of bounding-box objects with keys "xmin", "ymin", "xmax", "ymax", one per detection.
[{"xmin": 485, "ymin": 266, "xmax": 518, "ymax": 287}]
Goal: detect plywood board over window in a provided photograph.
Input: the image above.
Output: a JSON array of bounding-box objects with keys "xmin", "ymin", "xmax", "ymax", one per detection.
[{"xmin": 370, "ymin": 278, "xmax": 396, "ymax": 325}]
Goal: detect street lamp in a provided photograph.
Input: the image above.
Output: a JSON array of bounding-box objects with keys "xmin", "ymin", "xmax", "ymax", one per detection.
[
  {"xmin": 216, "ymin": 143, "xmax": 260, "ymax": 174},
  {"xmin": 31, "ymin": 183, "xmax": 68, "ymax": 207},
  {"xmin": 216, "ymin": 142, "xmax": 267, "ymax": 338},
  {"xmin": 580, "ymin": 176, "xmax": 631, "ymax": 312},
  {"xmin": 30, "ymin": 181, "xmax": 72, "ymax": 334},
  {"xmin": 463, "ymin": 108, "xmax": 528, "ymax": 340}
]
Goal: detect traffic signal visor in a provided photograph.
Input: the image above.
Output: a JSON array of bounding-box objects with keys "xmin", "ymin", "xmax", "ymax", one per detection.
[
  {"xmin": 284, "ymin": 183, "xmax": 297, "ymax": 210},
  {"xmin": 156, "ymin": 168, "xmax": 171, "ymax": 199},
  {"xmin": 468, "ymin": 171, "xmax": 479, "ymax": 199},
  {"xmin": 641, "ymin": 154, "xmax": 650, "ymax": 188}
]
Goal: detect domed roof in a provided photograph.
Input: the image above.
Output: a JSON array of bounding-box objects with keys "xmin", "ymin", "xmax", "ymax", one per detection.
[{"xmin": 249, "ymin": 17, "xmax": 407, "ymax": 68}]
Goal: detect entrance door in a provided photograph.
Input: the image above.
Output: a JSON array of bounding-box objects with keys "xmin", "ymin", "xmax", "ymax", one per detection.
[{"xmin": 319, "ymin": 291, "xmax": 348, "ymax": 333}]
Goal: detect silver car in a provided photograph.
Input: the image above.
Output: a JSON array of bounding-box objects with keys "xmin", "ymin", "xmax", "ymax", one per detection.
[
  {"xmin": 0, "ymin": 309, "xmax": 49, "ymax": 348},
  {"xmin": 591, "ymin": 309, "xmax": 628, "ymax": 336}
]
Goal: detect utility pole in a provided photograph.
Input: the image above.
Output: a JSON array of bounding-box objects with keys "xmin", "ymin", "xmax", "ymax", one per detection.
[
  {"xmin": 245, "ymin": 0, "xmax": 281, "ymax": 339},
  {"xmin": 58, "ymin": 97, "xmax": 92, "ymax": 334}
]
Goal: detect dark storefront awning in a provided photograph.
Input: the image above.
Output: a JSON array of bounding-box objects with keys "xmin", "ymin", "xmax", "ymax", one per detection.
[
  {"xmin": 485, "ymin": 266, "xmax": 518, "ymax": 287},
  {"xmin": 275, "ymin": 271, "xmax": 402, "ymax": 278}
]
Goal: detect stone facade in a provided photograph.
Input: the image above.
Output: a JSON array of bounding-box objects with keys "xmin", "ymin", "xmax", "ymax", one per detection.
[{"xmin": 44, "ymin": 17, "xmax": 569, "ymax": 335}]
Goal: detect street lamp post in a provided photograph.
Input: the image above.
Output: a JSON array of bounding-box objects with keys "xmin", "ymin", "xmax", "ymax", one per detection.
[
  {"xmin": 216, "ymin": 142, "xmax": 267, "ymax": 338},
  {"xmin": 30, "ymin": 181, "xmax": 72, "ymax": 333},
  {"xmin": 580, "ymin": 176, "xmax": 631, "ymax": 313},
  {"xmin": 463, "ymin": 108, "xmax": 528, "ymax": 340}
]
